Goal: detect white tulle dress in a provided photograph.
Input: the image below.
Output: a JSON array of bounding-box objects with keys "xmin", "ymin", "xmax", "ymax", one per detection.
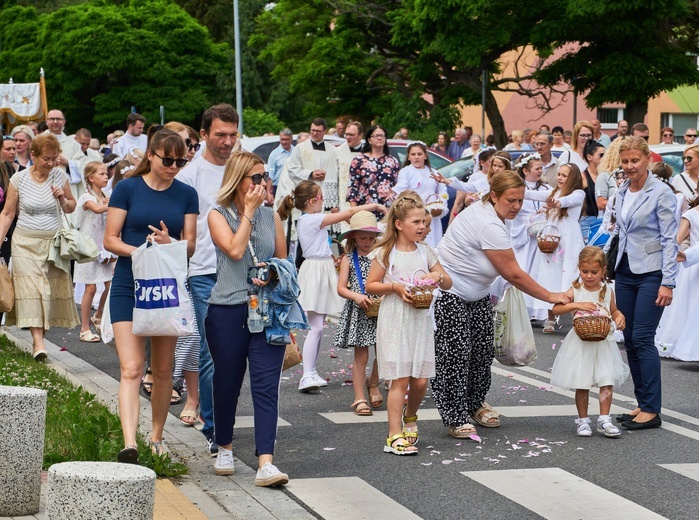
[{"xmin": 655, "ymin": 208, "xmax": 699, "ymax": 360}]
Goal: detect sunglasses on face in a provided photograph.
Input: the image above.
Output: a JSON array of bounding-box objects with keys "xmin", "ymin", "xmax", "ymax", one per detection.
[
  {"xmin": 683, "ymin": 156, "xmax": 694, "ymax": 163},
  {"xmin": 153, "ymin": 151, "xmax": 187, "ymax": 168},
  {"xmin": 185, "ymin": 138, "xmax": 201, "ymax": 152},
  {"xmin": 685, "ymin": 134, "xmax": 697, "ymax": 138},
  {"xmin": 663, "ymin": 133, "xmax": 674, "ymax": 137},
  {"xmin": 310, "ymin": 193, "xmax": 324, "ymax": 203},
  {"xmin": 244, "ymin": 172, "xmax": 270, "ymax": 185}
]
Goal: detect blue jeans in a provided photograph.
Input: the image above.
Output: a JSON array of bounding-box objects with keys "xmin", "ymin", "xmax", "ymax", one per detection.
[
  {"xmin": 206, "ymin": 303, "xmax": 285, "ymax": 454},
  {"xmin": 189, "ymin": 274, "xmax": 216, "ymax": 437},
  {"xmin": 614, "ymin": 255, "xmax": 664, "ymax": 414}
]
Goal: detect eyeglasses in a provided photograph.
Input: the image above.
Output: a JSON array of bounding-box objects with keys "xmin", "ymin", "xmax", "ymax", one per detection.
[
  {"xmin": 185, "ymin": 138, "xmax": 201, "ymax": 153},
  {"xmin": 685, "ymin": 134, "xmax": 697, "ymax": 138},
  {"xmin": 683, "ymin": 156, "xmax": 694, "ymax": 163},
  {"xmin": 47, "ymin": 117, "xmax": 65, "ymax": 122},
  {"xmin": 370, "ymin": 134, "xmax": 386, "ymax": 139},
  {"xmin": 578, "ymin": 134, "xmax": 593, "ymax": 139},
  {"xmin": 663, "ymin": 133, "xmax": 674, "ymax": 137},
  {"xmin": 153, "ymin": 151, "xmax": 187, "ymax": 168},
  {"xmin": 532, "ymin": 142, "xmax": 548, "ymax": 148},
  {"xmin": 244, "ymin": 172, "xmax": 270, "ymax": 185}
]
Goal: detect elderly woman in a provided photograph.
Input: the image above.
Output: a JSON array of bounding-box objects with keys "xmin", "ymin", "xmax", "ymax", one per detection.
[
  {"xmin": 611, "ymin": 136, "xmax": 678, "ymax": 431},
  {"xmin": 504, "ymin": 130, "xmax": 525, "ymax": 151},
  {"xmin": 461, "ymin": 134, "xmax": 483, "ymax": 159},
  {"xmin": 104, "ymin": 128, "xmax": 198, "ymax": 463},
  {"xmin": 206, "ymin": 151, "xmax": 289, "ymax": 486},
  {"xmin": 559, "ymin": 121, "xmax": 594, "ymax": 171},
  {"xmin": 433, "ymin": 171, "xmax": 570, "ymax": 438},
  {"xmin": 347, "ymin": 125, "xmax": 400, "ymax": 216},
  {"xmin": 0, "ymin": 134, "xmax": 79, "ymax": 359}
]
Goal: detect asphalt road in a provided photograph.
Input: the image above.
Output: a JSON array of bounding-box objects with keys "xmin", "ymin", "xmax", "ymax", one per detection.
[{"xmin": 45, "ymin": 310, "xmax": 699, "ymax": 520}]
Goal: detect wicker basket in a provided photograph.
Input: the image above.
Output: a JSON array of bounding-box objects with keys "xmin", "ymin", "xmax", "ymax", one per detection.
[
  {"xmin": 527, "ymin": 212, "xmax": 548, "ymax": 237},
  {"xmin": 573, "ymin": 315, "xmax": 612, "ymax": 342},
  {"xmin": 537, "ymin": 224, "xmax": 561, "ymax": 254},
  {"xmin": 405, "ymin": 268, "xmax": 437, "ymax": 309},
  {"xmin": 366, "ymin": 298, "xmax": 382, "ymax": 317},
  {"xmin": 424, "ymin": 193, "xmax": 447, "ymax": 214}
]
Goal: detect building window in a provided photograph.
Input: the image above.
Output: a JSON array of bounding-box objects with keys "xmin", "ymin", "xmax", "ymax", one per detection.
[{"xmin": 597, "ymin": 108, "xmax": 625, "ymax": 129}]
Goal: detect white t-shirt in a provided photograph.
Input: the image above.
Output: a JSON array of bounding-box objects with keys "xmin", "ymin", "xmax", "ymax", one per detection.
[
  {"xmin": 438, "ymin": 201, "xmax": 511, "ymax": 301},
  {"xmin": 113, "ymin": 133, "xmax": 147, "ymax": 158},
  {"xmin": 621, "ymin": 188, "xmax": 643, "ymax": 222},
  {"xmin": 297, "ymin": 213, "xmax": 332, "ymax": 258},
  {"xmin": 177, "ymin": 156, "xmax": 225, "ymax": 276}
]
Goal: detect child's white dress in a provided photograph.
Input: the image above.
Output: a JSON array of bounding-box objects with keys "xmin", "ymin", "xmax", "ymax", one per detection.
[
  {"xmin": 550, "ymin": 286, "xmax": 629, "ymax": 390},
  {"xmin": 73, "ymin": 193, "xmax": 113, "ymax": 285},
  {"xmin": 656, "ymin": 209, "xmax": 699, "ymax": 359},
  {"xmin": 374, "ymin": 244, "xmax": 438, "ymax": 380}
]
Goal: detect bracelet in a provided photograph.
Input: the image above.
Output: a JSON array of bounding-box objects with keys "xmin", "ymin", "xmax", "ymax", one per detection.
[
  {"xmin": 391, "ymin": 282, "xmax": 396, "ymax": 294},
  {"xmin": 437, "ymin": 272, "xmax": 444, "ymax": 285},
  {"xmin": 60, "ymin": 199, "xmax": 68, "ymax": 207},
  {"xmin": 242, "ymin": 214, "xmax": 254, "ymax": 225}
]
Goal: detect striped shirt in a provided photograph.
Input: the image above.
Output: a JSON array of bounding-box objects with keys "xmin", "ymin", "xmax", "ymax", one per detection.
[
  {"xmin": 208, "ymin": 205, "xmax": 277, "ymax": 306},
  {"xmin": 10, "ymin": 168, "xmax": 67, "ymax": 231}
]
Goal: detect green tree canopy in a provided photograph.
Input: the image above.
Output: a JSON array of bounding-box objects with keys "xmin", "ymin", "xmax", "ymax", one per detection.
[{"xmin": 0, "ymin": 0, "xmax": 232, "ymax": 134}]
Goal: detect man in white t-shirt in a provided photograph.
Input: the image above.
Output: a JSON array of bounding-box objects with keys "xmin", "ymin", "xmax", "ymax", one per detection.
[
  {"xmin": 112, "ymin": 113, "xmax": 148, "ymax": 158},
  {"xmin": 177, "ymin": 103, "xmax": 239, "ymax": 455}
]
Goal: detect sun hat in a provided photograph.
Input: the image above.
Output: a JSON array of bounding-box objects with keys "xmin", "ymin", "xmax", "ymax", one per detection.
[{"xmin": 338, "ymin": 210, "xmax": 381, "ymax": 242}]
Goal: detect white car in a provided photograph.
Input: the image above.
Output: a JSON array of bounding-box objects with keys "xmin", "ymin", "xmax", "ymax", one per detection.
[{"xmin": 649, "ymin": 144, "xmax": 686, "ymax": 175}]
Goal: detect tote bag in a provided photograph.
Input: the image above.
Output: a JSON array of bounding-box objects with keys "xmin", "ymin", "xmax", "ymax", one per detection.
[{"xmin": 131, "ymin": 240, "xmax": 195, "ymax": 336}]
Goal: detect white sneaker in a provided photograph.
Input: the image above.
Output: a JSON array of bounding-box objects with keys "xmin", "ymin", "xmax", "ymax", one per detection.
[
  {"xmin": 313, "ymin": 373, "xmax": 328, "ymax": 387},
  {"xmin": 597, "ymin": 417, "xmax": 621, "ymax": 438},
  {"xmin": 575, "ymin": 417, "xmax": 592, "ymax": 437},
  {"xmin": 255, "ymin": 462, "xmax": 289, "ymax": 487},
  {"xmin": 298, "ymin": 375, "xmax": 320, "ymax": 393},
  {"xmin": 214, "ymin": 447, "xmax": 235, "ymax": 475}
]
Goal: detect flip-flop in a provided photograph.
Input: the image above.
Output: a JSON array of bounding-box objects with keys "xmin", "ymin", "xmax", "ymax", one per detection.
[{"xmin": 79, "ymin": 331, "xmax": 101, "ymax": 343}]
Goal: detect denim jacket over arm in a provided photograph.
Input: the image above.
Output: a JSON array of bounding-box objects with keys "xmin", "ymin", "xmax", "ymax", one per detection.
[{"xmin": 259, "ymin": 256, "xmax": 309, "ymax": 344}]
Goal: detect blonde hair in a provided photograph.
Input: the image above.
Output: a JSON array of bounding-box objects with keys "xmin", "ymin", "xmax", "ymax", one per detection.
[
  {"xmin": 374, "ymin": 190, "xmax": 424, "ymax": 267},
  {"xmin": 164, "ymin": 121, "xmax": 187, "ymax": 134},
  {"xmin": 216, "ymin": 151, "xmax": 264, "ymax": 207},
  {"xmin": 599, "ymin": 137, "xmax": 624, "ymax": 174},
  {"xmin": 482, "ymin": 170, "xmax": 525, "ymax": 204},
  {"xmin": 277, "ymin": 180, "xmax": 320, "ymax": 221},
  {"xmin": 511, "ymin": 130, "xmax": 524, "ymax": 140},
  {"xmin": 573, "ymin": 246, "xmax": 608, "ymax": 300},
  {"xmin": 83, "ymin": 161, "xmax": 104, "ymax": 194},
  {"xmin": 618, "ymin": 135, "xmax": 650, "ymax": 157}
]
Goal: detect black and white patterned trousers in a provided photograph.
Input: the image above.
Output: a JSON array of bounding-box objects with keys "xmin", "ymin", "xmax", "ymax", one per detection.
[{"xmin": 431, "ymin": 292, "xmax": 494, "ymax": 427}]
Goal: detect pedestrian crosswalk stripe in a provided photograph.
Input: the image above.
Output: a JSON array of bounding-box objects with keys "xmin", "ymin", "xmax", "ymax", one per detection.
[
  {"xmin": 462, "ymin": 467, "xmax": 667, "ymax": 520},
  {"xmin": 658, "ymin": 463, "xmax": 699, "ymax": 482},
  {"xmin": 286, "ymin": 477, "xmax": 422, "ymax": 520},
  {"xmin": 234, "ymin": 416, "xmax": 291, "ymax": 428}
]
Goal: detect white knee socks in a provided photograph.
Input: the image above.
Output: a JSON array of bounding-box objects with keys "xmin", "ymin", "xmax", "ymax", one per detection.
[{"xmin": 302, "ymin": 312, "xmax": 325, "ymax": 377}]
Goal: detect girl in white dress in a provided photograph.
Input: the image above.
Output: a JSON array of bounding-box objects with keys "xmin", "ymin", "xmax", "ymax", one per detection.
[
  {"xmin": 391, "ymin": 142, "xmax": 448, "ymax": 247},
  {"xmin": 278, "ymin": 180, "xmax": 386, "ymax": 393},
  {"xmin": 526, "ymin": 163, "xmax": 585, "ymax": 332},
  {"xmin": 551, "ymin": 247, "xmax": 629, "ymax": 437},
  {"xmin": 511, "ymin": 153, "xmax": 551, "ymax": 320},
  {"xmin": 366, "ymin": 191, "xmax": 452, "ymax": 456},
  {"xmin": 656, "ymin": 202, "xmax": 699, "ymax": 359},
  {"xmin": 74, "ymin": 162, "xmax": 114, "ymax": 342}
]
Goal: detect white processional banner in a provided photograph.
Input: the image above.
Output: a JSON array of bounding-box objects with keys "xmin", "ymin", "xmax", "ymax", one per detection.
[{"xmin": 0, "ymin": 82, "xmax": 42, "ymax": 119}]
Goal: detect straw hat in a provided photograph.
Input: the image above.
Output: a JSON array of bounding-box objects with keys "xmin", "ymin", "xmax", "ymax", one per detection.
[{"xmin": 338, "ymin": 211, "xmax": 381, "ymax": 242}]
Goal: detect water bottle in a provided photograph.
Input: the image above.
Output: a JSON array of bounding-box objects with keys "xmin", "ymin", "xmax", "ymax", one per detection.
[{"xmin": 247, "ymin": 289, "xmax": 264, "ymax": 333}]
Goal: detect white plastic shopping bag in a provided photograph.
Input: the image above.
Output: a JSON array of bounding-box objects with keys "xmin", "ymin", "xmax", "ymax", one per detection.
[
  {"xmin": 130, "ymin": 240, "xmax": 195, "ymax": 336},
  {"xmin": 493, "ymin": 287, "xmax": 537, "ymax": 366},
  {"xmin": 100, "ymin": 286, "xmax": 114, "ymax": 344}
]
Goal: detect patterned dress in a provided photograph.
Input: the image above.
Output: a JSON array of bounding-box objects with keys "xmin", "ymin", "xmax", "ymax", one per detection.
[
  {"xmin": 333, "ymin": 253, "xmax": 377, "ymax": 349},
  {"xmin": 347, "ymin": 154, "xmax": 400, "ymax": 217}
]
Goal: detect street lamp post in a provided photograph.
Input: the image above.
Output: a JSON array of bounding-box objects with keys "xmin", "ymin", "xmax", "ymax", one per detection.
[{"xmin": 234, "ymin": 0, "xmax": 243, "ymax": 135}]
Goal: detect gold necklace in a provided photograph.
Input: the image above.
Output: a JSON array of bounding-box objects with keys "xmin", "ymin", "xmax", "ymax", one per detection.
[{"xmin": 28, "ymin": 167, "xmax": 49, "ymax": 183}]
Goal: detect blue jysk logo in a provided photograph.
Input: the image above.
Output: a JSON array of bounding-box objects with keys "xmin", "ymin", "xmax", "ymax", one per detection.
[{"xmin": 134, "ymin": 279, "xmax": 180, "ymax": 309}]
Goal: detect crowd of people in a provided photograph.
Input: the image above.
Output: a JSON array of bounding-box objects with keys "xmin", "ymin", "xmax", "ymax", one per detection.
[{"xmin": 1, "ymin": 106, "xmax": 697, "ymax": 487}]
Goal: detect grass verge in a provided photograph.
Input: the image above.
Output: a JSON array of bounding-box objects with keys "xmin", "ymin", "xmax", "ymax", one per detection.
[{"xmin": 0, "ymin": 334, "xmax": 187, "ymax": 478}]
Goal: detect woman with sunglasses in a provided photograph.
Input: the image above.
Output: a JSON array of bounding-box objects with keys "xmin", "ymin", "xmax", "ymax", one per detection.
[
  {"xmin": 671, "ymin": 144, "xmax": 699, "ymax": 204},
  {"xmin": 104, "ymin": 128, "xmax": 198, "ymax": 463},
  {"xmin": 185, "ymin": 125, "xmax": 200, "ymax": 162},
  {"xmin": 206, "ymin": 151, "xmax": 290, "ymax": 485}
]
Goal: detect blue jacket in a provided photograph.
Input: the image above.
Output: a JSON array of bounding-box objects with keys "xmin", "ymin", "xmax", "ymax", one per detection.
[{"xmin": 260, "ymin": 256, "xmax": 309, "ymax": 345}]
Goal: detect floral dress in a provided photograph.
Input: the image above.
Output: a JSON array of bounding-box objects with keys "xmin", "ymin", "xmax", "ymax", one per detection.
[
  {"xmin": 347, "ymin": 154, "xmax": 400, "ymax": 217},
  {"xmin": 333, "ymin": 252, "xmax": 377, "ymax": 349}
]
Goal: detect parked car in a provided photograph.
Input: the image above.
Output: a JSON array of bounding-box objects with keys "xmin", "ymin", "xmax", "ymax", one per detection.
[{"xmin": 649, "ymin": 144, "xmax": 686, "ymax": 175}]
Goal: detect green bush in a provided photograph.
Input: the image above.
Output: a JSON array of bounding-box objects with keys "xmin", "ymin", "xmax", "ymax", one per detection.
[
  {"xmin": 242, "ymin": 107, "xmax": 286, "ymax": 137},
  {"xmin": 0, "ymin": 335, "xmax": 187, "ymax": 478}
]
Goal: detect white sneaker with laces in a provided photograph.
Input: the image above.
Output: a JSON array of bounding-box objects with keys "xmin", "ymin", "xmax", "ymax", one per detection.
[
  {"xmin": 298, "ymin": 375, "xmax": 320, "ymax": 393},
  {"xmin": 597, "ymin": 416, "xmax": 621, "ymax": 438},
  {"xmin": 214, "ymin": 447, "xmax": 235, "ymax": 475},
  {"xmin": 255, "ymin": 462, "xmax": 289, "ymax": 487},
  {"xmin": 575, "ymin": 417, "xmax": 592, "ymax": 437}
]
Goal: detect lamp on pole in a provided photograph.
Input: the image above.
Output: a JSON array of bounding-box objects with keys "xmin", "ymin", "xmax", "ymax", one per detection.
[{"xmin": 234, "ymin": 0, "xmax": 243, "ymax": 135}]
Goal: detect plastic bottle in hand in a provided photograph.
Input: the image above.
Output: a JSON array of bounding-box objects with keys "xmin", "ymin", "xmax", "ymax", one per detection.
[{"xmin": 247, "ymin": 289, "xmax": 264, "ymax": 333}]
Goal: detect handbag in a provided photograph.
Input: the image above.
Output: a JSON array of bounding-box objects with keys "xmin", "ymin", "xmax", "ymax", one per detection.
[
  {"xmin": 0, "ymin": 259, "xmax": 14, "ymax": 313},
  {"xmin": 47, "ymin": 197, "xmax": 99, "ymax": 273},
  {"xmin": 605, "ymin": 234, "xmax": 619, "ymax": 280},
  {"xmin": 282, "ymin": 334, "xmax": 302, "ymax": 371}
]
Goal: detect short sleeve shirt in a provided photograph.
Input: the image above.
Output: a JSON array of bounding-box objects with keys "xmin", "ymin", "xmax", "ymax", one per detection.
[{"xmin": 296, "ymin": 213, "xmax": 331, "ymax": 258}]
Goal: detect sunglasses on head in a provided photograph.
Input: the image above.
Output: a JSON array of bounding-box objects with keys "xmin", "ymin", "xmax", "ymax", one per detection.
[
  {"xmin": 185, "ymin": 138, "xmax": 201, "ymax": 152},
  {"xmin": 153, "ymin": 151, "xmax": 187, "ymax": 168},
  {"xmin": 245, "ymin": 172, "xmax": 270, "ymax": 185}
]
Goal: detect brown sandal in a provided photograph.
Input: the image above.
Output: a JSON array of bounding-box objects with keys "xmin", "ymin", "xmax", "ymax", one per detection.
[
  {"xmin": 351, "ymin": 399, "xmax": 373, "ymax": 416},
  {"xmin": 473, "ymin": 402, "xmax": 501, "ymax": 428},
  {"xmin": 366, "ymin": 382, "xmax": 383, "ymax": 408}
]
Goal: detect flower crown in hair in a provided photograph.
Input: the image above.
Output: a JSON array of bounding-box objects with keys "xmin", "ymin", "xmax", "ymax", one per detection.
[
  {"xmin": 514, "ymin": 153, "xmax": 541, "ymax": 169},
  {"xmin": 121, "ymin": 165, "xmax": 135, "ymax": 173},
  {"xmin": 407, "ymin": 140, "xmax": 426, "ymax": 148},
  {"xmin": 105, "ymin": 156, "xmax": 122, "ymax": 168}
]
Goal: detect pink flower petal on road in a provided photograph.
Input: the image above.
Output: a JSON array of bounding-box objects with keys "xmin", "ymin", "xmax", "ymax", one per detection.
[
  {"xmin": 442, "ymin": 460, "xmax": 453, "ymax": 465},
  {"xmin": 469, "ymin": 434, "xmax": 482, "ymax": 443}
]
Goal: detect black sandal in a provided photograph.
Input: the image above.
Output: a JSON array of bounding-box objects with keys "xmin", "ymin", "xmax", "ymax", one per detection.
[
  {"xmin": 171, "ymin": 387, "xmax": 182, "ymax": 405},
  {"xmin": 141, "ymin": 368, "xmax": 153, "ymax": 396}
]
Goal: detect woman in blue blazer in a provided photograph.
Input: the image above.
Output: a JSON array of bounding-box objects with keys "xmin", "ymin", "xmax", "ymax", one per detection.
[{"xmin": 613, "ymin": 136, "xmax": 678, "ymax": 430}]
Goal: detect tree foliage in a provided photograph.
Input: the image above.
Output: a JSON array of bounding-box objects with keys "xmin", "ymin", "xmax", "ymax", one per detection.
[{"xmin": 0, "ymin": 0, "xmax": 231, "ymax": 133}]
